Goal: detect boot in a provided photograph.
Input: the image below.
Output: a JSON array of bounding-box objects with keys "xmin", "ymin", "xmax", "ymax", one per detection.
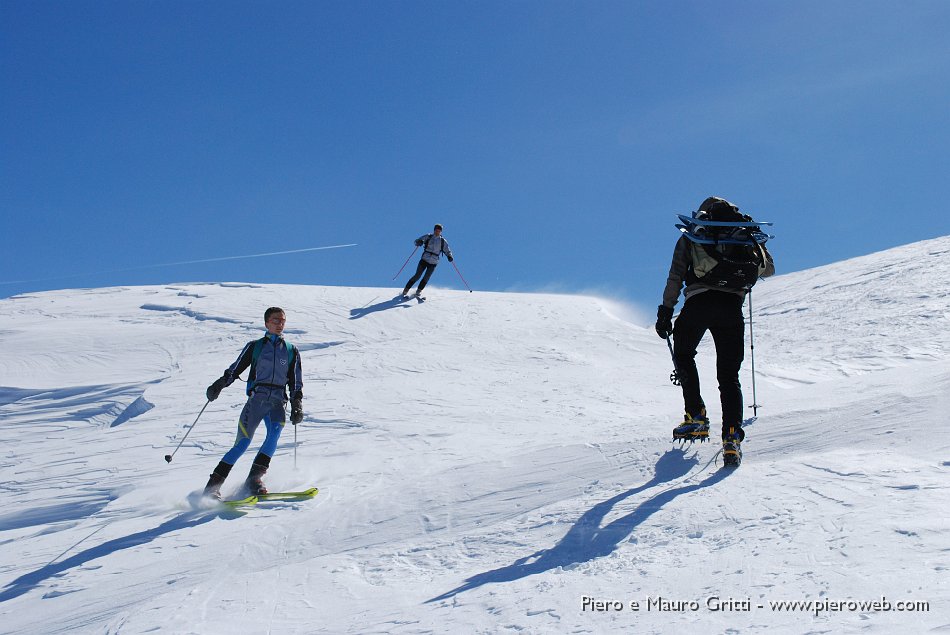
[
  {"xmin": 244, "ymin": 452, "xmax": 271, "ymax": 495},
  {"xmin": 673, "ymin": 409, "xmax": 710, "ymax": 442},
  {"xmin": 203, "ymin": 461, "xmax": 233, "ymax": 500},
  {"xmin": 722, "ymin": 424, "xmax": 745, "ymax": 467}
]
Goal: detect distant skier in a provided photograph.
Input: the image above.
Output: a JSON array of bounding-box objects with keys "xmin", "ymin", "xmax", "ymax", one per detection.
[
  {"xmin": 655, "ymin": 196, "xmax": 775, "ymax": 466},
  {"xmin": 401, "ymin": 224, "xmax": 454, "ymax": 299},
  {"xmin": 202, "ymin": 306, "xmax": 303, "ymax": 498}
]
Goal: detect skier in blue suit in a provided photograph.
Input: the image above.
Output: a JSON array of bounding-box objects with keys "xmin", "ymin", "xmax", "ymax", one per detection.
[{"xmin": 202, "ymin": 306, "xmax": 303, "ymax": 498}]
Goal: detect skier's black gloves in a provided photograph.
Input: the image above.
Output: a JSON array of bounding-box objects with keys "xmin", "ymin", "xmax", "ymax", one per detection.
[
  {"xmin": 655, "ymin": 305, "xmax": 674, "ymax": 339},
  {"xmin": 414, "ymin": 239, "xmax": 424, "ymax": 246},
  {"xmin": 447, "ymin": 256, "xmax": 454, "ymax": 262},
  {"xmin": 206, "ymin": 377, "xmax": 227, "ymax": 402},
  {"xmin": 291, "ymin": 396, "xmax": 304, "ymax": 425}
]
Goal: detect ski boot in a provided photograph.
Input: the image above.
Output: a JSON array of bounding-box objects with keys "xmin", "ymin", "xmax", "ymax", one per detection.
[
  {"xmin": 722, "ymin": 425, "xmax": 745, "ymax": 467},
  {"xmin": 673, "ymin": 410, "xmax": 710, "ymax": 443},
  {"xmin": 203, "ymin": 461, "xmax": 233, "ymax": 500},
  {"xmin": 244, "ymin": 452, "xmax": 271, "ymax": 496}
]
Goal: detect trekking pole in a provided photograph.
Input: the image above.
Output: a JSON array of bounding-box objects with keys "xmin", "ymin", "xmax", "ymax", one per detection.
[
  {"xmin": 164, "ymin": 400, "xmax": 210, "ymax": 463},
  {"xmin": 392, "ymin": 246, "xmax": 419, "ymax": 280},
  {"xmin": 748, "ymin": 290, "xmax": 761, "ymax": 416},
  {"xmin": 450, "ymin": 259, "xmax": 473, "ymax": 292},
  {"xmin": 665, "ymin": 335, "xmax": 681, "ymax": 386}
]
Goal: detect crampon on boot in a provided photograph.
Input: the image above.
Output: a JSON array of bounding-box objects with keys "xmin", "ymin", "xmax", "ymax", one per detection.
[
  {"xmin": 244, "ymin": 452, "xmax": 271, "ymax": 496},
  {"xmin": 722, "ymin": 425, "xmax": 745, "ymax": 467},
  {"xmin": 673, "ymin": 410, "xmax": 710, "ymax": 442},
  {"xmin": 203, "ymin": 461, "xmax": 233, "ymax": 500}
]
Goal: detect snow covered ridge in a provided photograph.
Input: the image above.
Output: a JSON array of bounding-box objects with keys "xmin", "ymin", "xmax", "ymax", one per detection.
[
  {"xmin": 0, "ymin": 237, "xmax": 947, "ymax": 633},
  {"xmin": 751, "ymin": 235, "xmax": 950, "ymax": 383}
]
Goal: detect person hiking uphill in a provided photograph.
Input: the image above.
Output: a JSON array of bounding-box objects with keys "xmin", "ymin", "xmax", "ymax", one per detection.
[
  {"xmin": 202, "ymin": 307, "xmax": 303, "ymax": 498},
  {"xmin": 401, "ymin": 224, "xmax": 453, "ymax": 299},
  {"xmin": 655, "ymin": 196, "xmax": 775, "ymax": 466}
]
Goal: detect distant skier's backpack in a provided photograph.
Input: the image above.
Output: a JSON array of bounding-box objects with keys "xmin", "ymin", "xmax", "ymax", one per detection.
[
  {"xmin": 687, "ymin": 198, "xmax": 765, "ymax": 290},
  {"xmin": 423, "ymin": 233, "xmax": 444, "ymax": 257}
]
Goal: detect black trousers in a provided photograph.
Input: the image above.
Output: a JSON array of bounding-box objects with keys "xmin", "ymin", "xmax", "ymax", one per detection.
[
  {"xmin": 404, "ymin": 260, "xmax": 437, "ymax": 294},
  {"xmin": 672, "ymin": 290, "xmax": 745, "ymax": 430}
]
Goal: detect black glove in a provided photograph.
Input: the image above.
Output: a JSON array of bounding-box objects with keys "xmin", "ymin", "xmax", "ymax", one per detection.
[
  {"xmin": 655, "ymin": 305, "xmax": 674, "ymax": 339},
  {"xmin": 206, "ymin": 377, "xmax": 227, "ymax": 402},
  {"xmin": 291, "ymin": 396, "xmax": 303, "ymax": 425},
  {"xmin": 447, "ymin": 256, "xmax": 454, "ymax": 262},
  {"xmin": 414, "ymin": 239, "xmax": 424, "ymax": 247}
]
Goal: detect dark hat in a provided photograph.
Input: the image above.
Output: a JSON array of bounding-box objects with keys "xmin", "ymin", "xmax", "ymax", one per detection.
[
  {"xmin": 698, "ymin": 196, "xmax": 741, "ymax": 222},
  {"xmin": 434, "ymin": 223, "xmax": 443, "ymax": 231}
]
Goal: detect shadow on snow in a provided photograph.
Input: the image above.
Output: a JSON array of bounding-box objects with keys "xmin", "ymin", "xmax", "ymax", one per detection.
[
  {"xmin": 0, "ymin": 509, "xmax": 241, "ymax": 603},
  {"xmin": 349, "ymin": 296, "xmax": 411, "ymax": 320},
  {"xmin": 428, "ymin": 448, "xmax": 733, "ymax": 603}
]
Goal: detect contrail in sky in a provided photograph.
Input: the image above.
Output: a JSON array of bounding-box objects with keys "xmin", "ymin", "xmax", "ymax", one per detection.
[{"xmin": 0, "ymin": 243, "xmax": 358, "ymax": 286}]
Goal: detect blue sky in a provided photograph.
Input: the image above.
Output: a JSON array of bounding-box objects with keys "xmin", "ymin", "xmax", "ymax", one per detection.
[{"xmin": 2, "ymin": 1, "xmax": 948, "ymax": 311}]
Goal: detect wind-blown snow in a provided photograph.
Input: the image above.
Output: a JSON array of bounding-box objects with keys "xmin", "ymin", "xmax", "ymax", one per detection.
[{"xmin": 1, "ymin": 237, "xmax": 948, "ymax": 633}]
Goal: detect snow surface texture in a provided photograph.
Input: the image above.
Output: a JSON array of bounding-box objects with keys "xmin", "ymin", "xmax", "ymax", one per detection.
[{"xmin": 1, "ymin": 237, "xmax": 948, "ymax": 634}]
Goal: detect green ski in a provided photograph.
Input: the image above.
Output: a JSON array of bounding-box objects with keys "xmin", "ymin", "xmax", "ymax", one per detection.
[
  {"xmin": 257, "ymin": 487, "xmax": 318, "ymax": 500},
  {"xmin": 222, "ymin": 495, "xmax": 258, "ymax": 507}
]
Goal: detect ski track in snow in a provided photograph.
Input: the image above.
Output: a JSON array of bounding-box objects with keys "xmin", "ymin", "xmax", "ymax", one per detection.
[{"xmin": 0, "ymin": 239, "xmax": 949, "ymax": 633}]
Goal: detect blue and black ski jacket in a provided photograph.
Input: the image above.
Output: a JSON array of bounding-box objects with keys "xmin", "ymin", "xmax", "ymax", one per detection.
[{"xmin": 221, "ymin": 333, "xmax": 303, "ymax": 400}]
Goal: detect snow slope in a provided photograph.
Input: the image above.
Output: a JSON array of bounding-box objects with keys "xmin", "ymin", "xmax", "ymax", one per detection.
[{"xmin": 1, "ymin": 237, "xmax": 948, "ymax": 634}]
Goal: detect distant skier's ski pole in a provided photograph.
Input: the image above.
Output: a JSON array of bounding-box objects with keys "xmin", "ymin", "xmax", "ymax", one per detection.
[
  {"xmin": 451, "ymin": 260, "xmax": 473, "ymax": 292},
  {"xmin": 748, "ymin": 290, "xmax": 761, "ymax": 415},
  {"xmin": 392, "ymin": 246, "xmax": 419, "ymax": 280},
  {"xmin": 665, "ymin": 335, "xmax": 681, "ymax": 385},
  {"xmin": 164, "ymin": 400, "xmax": 210, "ymax": 463}
]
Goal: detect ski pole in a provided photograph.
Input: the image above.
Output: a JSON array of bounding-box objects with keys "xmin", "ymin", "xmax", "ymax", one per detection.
[
  {"xmin": 450, "ymin": 259, "xmax": 473, "ymax": 292},
  {"xmin": 294, "ymin": 418, "xmax": 298, "ymax": 470},
  {"xmin": 392, "ymin": 246, "xmax": 419, "ymax": 280},
  {"xmin": 665, "ymin": 335, "xmax": 681, "ymax": 386},
  {"xmin": 164, "ymin": 400, "xmax": 210, "ymax": 463},
  {"xmin": 748, "ymin": 289, "xmax": 761, "ymax": 415}
]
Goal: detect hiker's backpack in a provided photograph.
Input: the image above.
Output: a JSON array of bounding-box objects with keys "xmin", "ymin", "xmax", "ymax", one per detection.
[{"xmin": 686, "ymin": 201, "xmax": 765, "ymax": 290}]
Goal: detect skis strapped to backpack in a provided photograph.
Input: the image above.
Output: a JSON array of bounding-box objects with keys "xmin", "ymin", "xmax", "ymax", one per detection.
[{"xmin": 675, "ymin": 214, "xmax": 773, "ymax": 246}]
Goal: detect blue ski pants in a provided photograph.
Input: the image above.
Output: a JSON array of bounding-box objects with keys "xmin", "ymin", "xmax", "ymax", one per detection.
[{"xmin": 221, "ymin": 388, "xmax": 286, "ymax": 465}]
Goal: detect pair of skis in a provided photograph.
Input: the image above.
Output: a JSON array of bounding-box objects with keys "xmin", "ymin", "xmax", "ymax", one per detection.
[
  {"xmin": 676, "ymin": 214, "xmax": 774, "ymax": 246},
  {"xmin": 221, "ymin": 487, "xmax": 318, "ymax": 507}
]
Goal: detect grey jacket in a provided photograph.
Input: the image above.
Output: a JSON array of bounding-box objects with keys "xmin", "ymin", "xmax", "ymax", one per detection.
[
  {"xmin": 661, "ymin": 235, "xmax": 775, "ymax": 309},
  {"xmin": 415, "ymin": 234, "xmax": 453, "ymax": 265}
]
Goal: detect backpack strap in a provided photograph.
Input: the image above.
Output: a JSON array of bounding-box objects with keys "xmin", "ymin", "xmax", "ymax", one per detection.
[
  {"xmin": 251, "ymin": 337, "xmax": 266, "ymax": 366},
  {"xmin": 246, "ymin": 336, "xmax": 267, "ymax": 393}
]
